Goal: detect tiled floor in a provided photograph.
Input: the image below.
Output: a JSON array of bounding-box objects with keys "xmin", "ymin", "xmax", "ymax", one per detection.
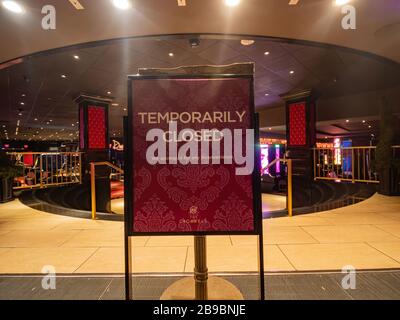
[
  {"xmin": 0, "ymin": 193, "xmax": 399, "ymax": 274},
  {"xmin": 1, "ymin": 271, "xmax": 400, "ymax": 300}
]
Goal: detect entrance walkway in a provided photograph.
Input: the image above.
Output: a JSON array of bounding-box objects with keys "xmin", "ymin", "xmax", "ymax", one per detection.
[{"xmin": 0, "ymin": 194, "xmax": 399, "ymax": 274}]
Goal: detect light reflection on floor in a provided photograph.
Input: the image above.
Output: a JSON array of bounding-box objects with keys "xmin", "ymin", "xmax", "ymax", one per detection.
[
  {"xmin": 112, "ymin": 193, "xmax": 287, "ymax": 215},
  {"xmin": 262, "ymin": 194, "xmax": 286, "ymax": 212}
]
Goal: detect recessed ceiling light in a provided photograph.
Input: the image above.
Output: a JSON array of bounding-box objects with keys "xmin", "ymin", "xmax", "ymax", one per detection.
[
  {"xmin": 18, "ymin": 112, "xmax": 22, "ymax": 116},
  {"xmin": 123, "ymin": 108, "xmax": 127, "ymax": 111},
  {"xmin": 168, "ymin": 52, "xmax": 174, "ymax": 57},
  {"xmin": 289, "ymin": 70, "xmax": 295, "ymax": 74},
  {"xmin": 240, "ymin": 40, "xmax": 255, "ymax": 46},
  {"xmin": 362, "ymin": 120, "xmax": 366, "ymax": 123},
  {"xmin": 264, "ymin": 51, "xmax": 270, "ymax": 56},
  {"xmin": 346, "ymin": 119, "xmax": 350, "ymax": 123},
  {"xmin": 225, "ymin": 0, "xmax": 240, "ymax": 7},
  {"xmin": 34, "ymin": 118, "xmax": 38, "ymax": 121},
  {"xmin": 61, "ymin": 74, "xmax": 67, "ymax": 78},
  {"xmin": 265, "ymin": 93, "xmax": 269, "ymax": 96},
  {"xmin": 68, "ymin": 0, "xmax": 85, "ymax": 10},
  {"xmin": 49, "ymin": 119, "xmax": 53, "ymax": 122},
  {"xmin": 20, "ymin": 102, "xmax": 25, "ymax": 105},
  {"xmin": 73, "ymin": 55, "xmax": 80, "ymax": 60},
  {"xmin": 112, "ymin": 0, "xmax": 131, "ymax": 10},
  {"xmin": 368, "ymin": 125, "xmax": 372, "ymax": 128},
  {"xmin": 2, "ymin": 1, "xmax": 24, "ymax": 14},
  {"xmin": 335, "ymin": 0, "xmax": 350, "ymax": 6},
  {"xmin": 72, "ymin": 124, "xmax": 75, "ymax": 127},
  {"xmin": 112, "ymin": 103, "xmax": 119, "ymax": 106},
  {"xmin": 21, "ymin": 93, "xmax": 26, "ymax": 97},
  {"xmin": 107, "ymin": 91, "xmax": 112, "ymax": 95},
  {"xmin": 268, "ymin": 127, "xmax": 272, "ymax": 131}
]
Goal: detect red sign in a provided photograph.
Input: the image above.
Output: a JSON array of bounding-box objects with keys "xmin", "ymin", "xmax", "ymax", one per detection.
[
  {"xmin": 128, "ymin": 75, "xmax": 259, "ymax": 235},
  {"xmin": 88, "ymin": 106, "xmax": 106, "ymax": 149},
  {"xmin": 288, "ymin": 102, "xmax": 306, "ymax": 146}
]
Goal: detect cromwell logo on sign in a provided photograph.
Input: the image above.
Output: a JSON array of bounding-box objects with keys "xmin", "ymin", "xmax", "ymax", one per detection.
[{"xmin": 126, "ymin": 70, "xmax": 261, "ymax": 236}]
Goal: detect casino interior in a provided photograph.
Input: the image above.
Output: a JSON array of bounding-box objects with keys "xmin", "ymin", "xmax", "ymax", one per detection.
[{"xmin": 0, "ymin": 0, "xmax": 400, "ymax": 300}]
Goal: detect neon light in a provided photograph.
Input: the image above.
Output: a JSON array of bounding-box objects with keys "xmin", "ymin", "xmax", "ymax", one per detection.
[
  {"xmin": 334, "ymin": 138, "xmax": 341, "ymax": 165},
  {"xmin": 275, "ymin": 145, "xmax": 280, "ymax": 174},
  {"xmin": 260, "ymin": 144, "xmax": 269, "ymax": 175}
]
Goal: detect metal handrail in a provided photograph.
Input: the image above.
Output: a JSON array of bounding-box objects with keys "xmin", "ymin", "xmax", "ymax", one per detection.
[
  {"xmin": 7, "ymin": 151, "xmax": 82, "ymax": 190},
  {"xmin": 7, "ymin": 151, "xmax": 83, "ymax": 155},
  {"xmin": 90, "ymin": 161, "xmax": 124, "ymax": 220},
  {"xmin": 313, "ymin": 146, "xmax": 379, "ymax": 184},
  {"xmin": 313, "ymin": 146, "xmax": 377, "ymax": 150},
  {"xmin": 91, "ymin": 161, "xmax": 124, "ymax": 174}
]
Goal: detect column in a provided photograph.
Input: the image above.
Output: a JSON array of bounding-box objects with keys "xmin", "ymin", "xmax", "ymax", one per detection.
[
  {"xmin": 75, "ymin": 94, "xmax": 112, "ymax": 213},
  {"xmin": 281, "ymin": 90, "xmax": 317, "ymax": 208}
]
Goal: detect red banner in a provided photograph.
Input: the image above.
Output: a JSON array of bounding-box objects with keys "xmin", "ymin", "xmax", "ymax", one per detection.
[
  {"xmin": 129, "ymin": 76, "xmax": 257, "ymax": 235},
  {"xmin": 288, "ymin": 102, "xmax": 306, "ymax": 146},
  {"xmin": 88, "ymin": 105, "xmax": 106, "ymax": 149}
]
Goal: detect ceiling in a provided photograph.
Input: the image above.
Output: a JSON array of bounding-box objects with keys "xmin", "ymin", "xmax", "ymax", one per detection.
[
  {"xmin": 0, "ymin": 0, "xmax": 399, "ymax": 66},
  {"xmin": 0, "ymin": 35, "xmax": 399, "ymax": 142}
]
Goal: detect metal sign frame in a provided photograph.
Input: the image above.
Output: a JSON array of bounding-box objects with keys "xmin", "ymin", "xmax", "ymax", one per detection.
[{"xmin": 124, "ymin": 72, "xmax": 264, "ymax": 300}]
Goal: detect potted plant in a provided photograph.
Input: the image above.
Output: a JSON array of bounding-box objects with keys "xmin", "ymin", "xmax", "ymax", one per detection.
[
  {"xmin": 375, "ymin": 97, "xmax": 400, "ymax": 196},
  {"xmin": 0, "ymin": 148, "xmax": 22, "ymax": 203}
]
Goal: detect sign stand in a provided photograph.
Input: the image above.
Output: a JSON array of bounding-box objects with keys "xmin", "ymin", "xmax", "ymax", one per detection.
[
  {"xmin": 194, "ymin": 235, "xmax": 208, "ymax": 300},
  {"xmin": 123, "ymin": 115, "xmax": 133, "ymax": 301},
  {"xmin": 254, "ymin": 113, "xmax": 266, "ymax": 301},
  {"xmin": 123, "ymin": 113, "xmax": 265, "ymax": 301},
  {"xmin": 124, "ymin": 64, "xmax": 265, "ymax": 300}
]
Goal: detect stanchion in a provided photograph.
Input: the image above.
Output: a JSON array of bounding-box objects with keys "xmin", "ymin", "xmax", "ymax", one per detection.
[
  {"xmin": 287, "ymin": 159, "xmax": 293, "ymax": 217},
  {"xmin": 90, "ymin": 162, "xmax": 96, "ymax": 220},
  {"xmin": 160, "ymin": 235, "xmax": 243, "ymax": 300},
  {"xmin": 194, "ymin": 235, "xmax": 208, "ymax": 300}
]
